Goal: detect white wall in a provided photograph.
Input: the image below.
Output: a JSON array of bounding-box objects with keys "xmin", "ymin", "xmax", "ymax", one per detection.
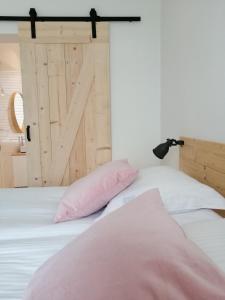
[
  {"xmin": 0, "ymin": 0, "xmax": 161, "ymax": 168},
  {"xmin": 161, "ymin": 0, "xmax": 225, "ymax": 167}
]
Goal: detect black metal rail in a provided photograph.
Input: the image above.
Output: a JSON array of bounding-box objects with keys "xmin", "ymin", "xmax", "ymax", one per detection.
[{"xmin": 0, "ymin": 8, "xmax": 141, "ymax": 39}]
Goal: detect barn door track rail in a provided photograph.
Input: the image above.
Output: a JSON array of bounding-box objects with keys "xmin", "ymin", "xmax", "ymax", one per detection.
[{"xmin": 0, "ymin": 8, "xmax": 141, "ymax": 39}]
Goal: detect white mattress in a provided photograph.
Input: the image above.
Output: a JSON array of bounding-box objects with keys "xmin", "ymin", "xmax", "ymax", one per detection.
[{"xmin": 0, "ymin": 187, "xmax": 223, "ymax": 300}]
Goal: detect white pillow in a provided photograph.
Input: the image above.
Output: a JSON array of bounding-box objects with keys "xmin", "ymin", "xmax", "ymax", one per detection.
[{"xmin": 99, "ymin": 166, "xmax": 225, "ymax": 219}]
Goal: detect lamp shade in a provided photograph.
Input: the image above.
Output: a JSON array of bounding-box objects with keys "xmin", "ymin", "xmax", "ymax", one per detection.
[
  {"xmin": 153, "ymin": 140, "xmax": 171, "ymax": 159},
  {"xmin": 153, "ymin": 139, "xmax": 184, "ymax": 160}
]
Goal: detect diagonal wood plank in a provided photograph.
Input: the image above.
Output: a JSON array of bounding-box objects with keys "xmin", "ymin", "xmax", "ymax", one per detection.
[{"xmin": 47, "ymin": 46, "xmax": 94, "ymax": 185}]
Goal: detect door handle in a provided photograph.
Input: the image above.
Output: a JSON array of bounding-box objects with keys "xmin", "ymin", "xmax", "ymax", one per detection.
[{"xmin": 26, "ymin": 125, "xmax": 31, "ymax": 142}]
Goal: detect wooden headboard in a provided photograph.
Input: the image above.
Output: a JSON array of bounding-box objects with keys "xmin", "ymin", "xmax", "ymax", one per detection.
[{"xmin": 180, "ymin": 137, "xmax": 225, "ymax": 217}]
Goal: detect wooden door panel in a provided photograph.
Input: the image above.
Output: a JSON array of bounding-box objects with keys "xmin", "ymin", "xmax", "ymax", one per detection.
[
  {"xmin": 93, "ymin": 43, "xmax": 111, "ymax": 165},
  {"xmin": 65, "ymin": 43, "xmax": 111, "ymax": 182},
  {"xmin": 47, "ymin": 44, "xmax": 69, "ymax": 185},
  {"xmin": 64, "ymin": 44, "xmax": 87, "ymax": 182},
  {"xmin": 19, "ymin": 23, "xmax": 111, "ymax": 187},
  {"xmin": 47, "ymin": 44, "xmax": 67, "ymax": 159},
  {"xmin": 36, "ymin": 45, "xmax": 52, "ymax": 185},
  {"xmin": 20, "ymin": 43, "xmax": 42, "ymax": 186},
  {"xmin": 47, "ymin": 45, "xmax": 94, "ymax": 185}
]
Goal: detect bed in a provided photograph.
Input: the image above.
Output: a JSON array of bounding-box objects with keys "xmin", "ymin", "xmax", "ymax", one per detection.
[{"xmin": 1, "ymin": 137, "xmax": 225, "ymax": 300}]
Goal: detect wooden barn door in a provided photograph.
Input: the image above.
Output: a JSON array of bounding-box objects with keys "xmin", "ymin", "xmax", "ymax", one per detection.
[{"xmin": 19, "ymin": 23, "xmax": 111, "ymax": 187}]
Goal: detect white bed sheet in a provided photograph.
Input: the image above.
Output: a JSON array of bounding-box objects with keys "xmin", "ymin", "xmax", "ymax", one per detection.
[
  {"xmin": 0, "ymin": 187, "xmax": 222, "ymax": 300},
  {"xmin": 0, "ymin": 187, "xmax": 102, "ymax": 300},
  {"xmin": 183, "ymin": 219, "xmax": 225, "ymax": 274},
  {"xmin": 172, "ymin": 209, "xmax": 221, "ymax": 225}
]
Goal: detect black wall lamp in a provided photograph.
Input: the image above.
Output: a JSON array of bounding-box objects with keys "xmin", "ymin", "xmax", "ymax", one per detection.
[{"xmin": 153, "ymin": 139, "xmax": 184, "ymax": 159}]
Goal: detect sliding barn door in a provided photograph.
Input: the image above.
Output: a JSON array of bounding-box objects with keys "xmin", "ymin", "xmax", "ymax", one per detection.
[{"xmin": 19, "ymin": 23, "xmax": 111, "ymax": 186}]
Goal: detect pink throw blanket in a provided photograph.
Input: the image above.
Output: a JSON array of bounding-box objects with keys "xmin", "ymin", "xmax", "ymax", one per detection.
[{"xmin": 24, "ymin": 189, "xmax": 225, "ymax": 300}]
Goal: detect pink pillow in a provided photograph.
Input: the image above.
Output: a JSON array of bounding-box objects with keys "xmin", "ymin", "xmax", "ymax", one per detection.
[
  {"xmin": 25, "ymin": 189, "xmax": 225, "ymax": 300},
  {"xmin": 54, "ymin": 160, "xmax": 138, "ymax": 223}
]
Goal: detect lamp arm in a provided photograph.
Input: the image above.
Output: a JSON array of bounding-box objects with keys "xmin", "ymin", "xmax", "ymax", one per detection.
[
  {"xmin": 176, "ymin": 140, "xmax": 184, "ymax": 146},
  {"xmin": 167, "ymin": 139, "xmax": 184, "ymax": 147}
]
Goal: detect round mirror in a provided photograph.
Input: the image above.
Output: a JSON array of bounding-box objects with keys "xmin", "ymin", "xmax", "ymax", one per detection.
[{"xmin": 9, "ymin": 92, "xmax": 24, "ymax": 133}]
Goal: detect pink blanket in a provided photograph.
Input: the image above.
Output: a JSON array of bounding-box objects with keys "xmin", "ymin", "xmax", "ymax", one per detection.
[{"xmin": 24, "ymin": 189, "xmax": 225, "ymax": 300}]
